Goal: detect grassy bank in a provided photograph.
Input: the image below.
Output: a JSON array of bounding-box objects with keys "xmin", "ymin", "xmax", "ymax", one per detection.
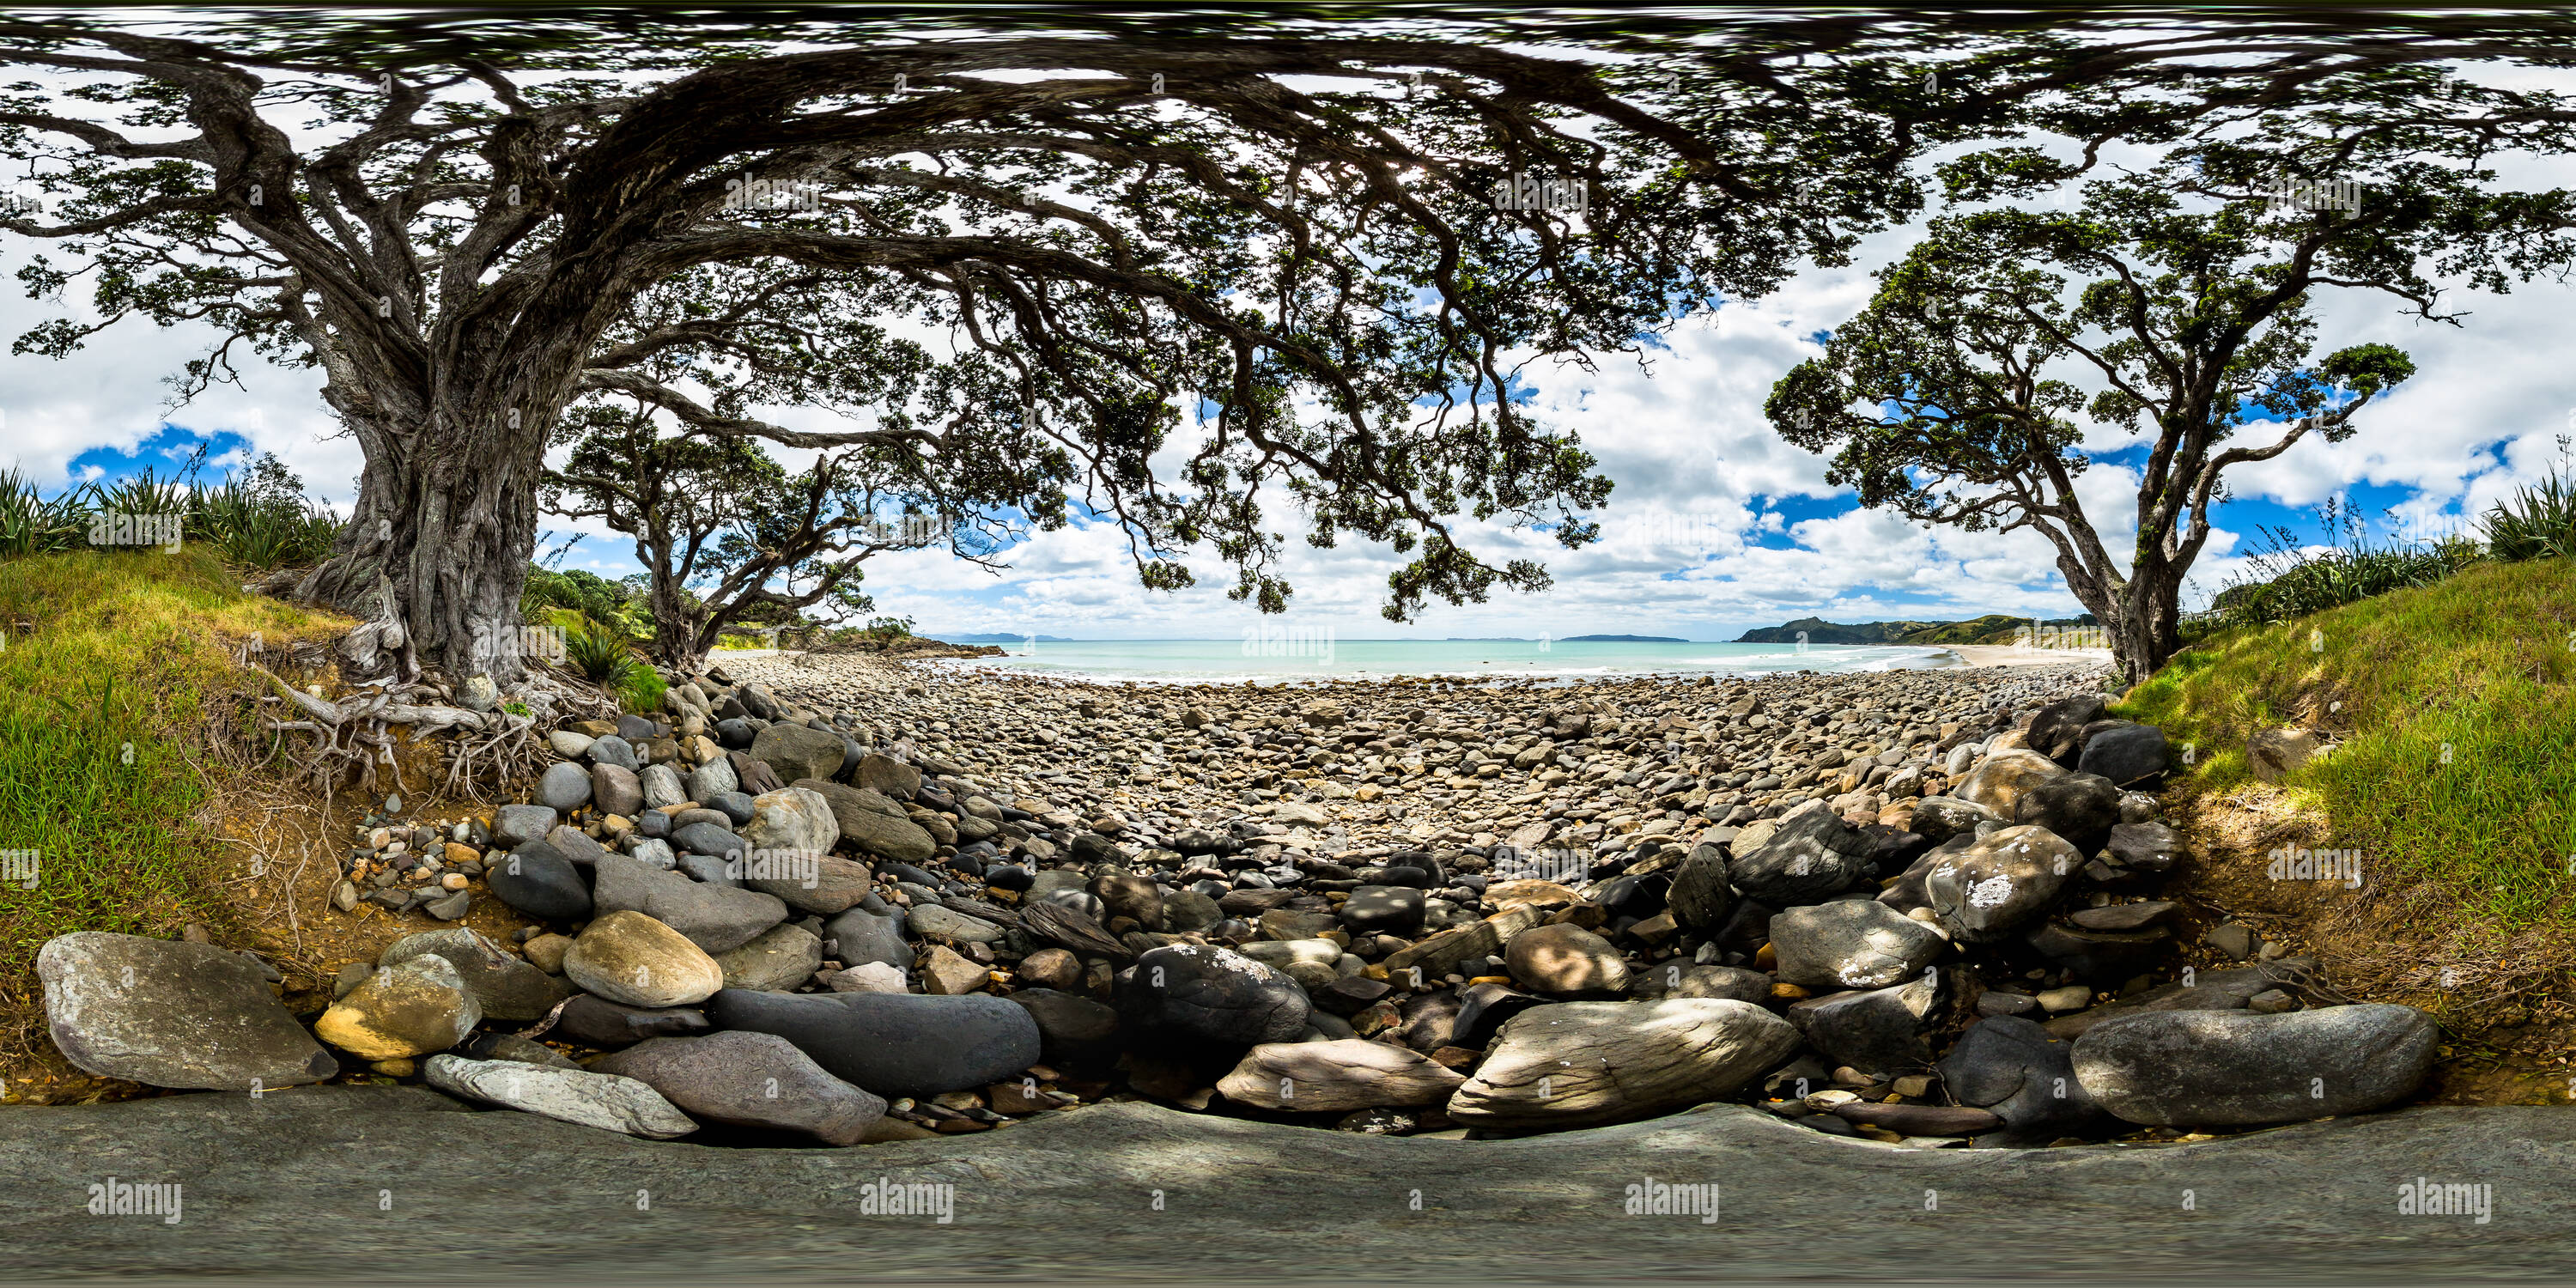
[
  {"xmin": 2117, "ymin": 556, "xmax": 2576, "ymax": 926},
  {"xmin": 0, "ymin": 550, "xmax": 349, "ymax": 1043}
]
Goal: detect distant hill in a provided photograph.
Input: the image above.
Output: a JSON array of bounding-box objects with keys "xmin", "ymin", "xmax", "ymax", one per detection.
[
  {"xmin": 941, "ymin": 632, "xmax": 1073, "ymax": 643},
  {"xmin": 1735, "ymin": 613, "xmax": 2097, "ymax": 646},
  {"xmin": 1563, "ymin": 634, "xmax": 1686, "ymax": 643}
]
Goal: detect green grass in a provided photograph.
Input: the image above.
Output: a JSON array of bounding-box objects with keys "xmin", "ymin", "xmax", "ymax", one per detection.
[
  {"xmin": 0, "ymin": 550, "xmax": 350, "ymax": 1029},
  {"xmin": 2118, "ymin": 557, "xmax": 2576, "ymax": 924}
]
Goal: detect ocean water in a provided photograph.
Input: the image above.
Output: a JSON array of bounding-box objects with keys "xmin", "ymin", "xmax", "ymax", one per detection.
[{"xmin": 926, "ymin": 637, "xmax": 1978, "ymax": 685}]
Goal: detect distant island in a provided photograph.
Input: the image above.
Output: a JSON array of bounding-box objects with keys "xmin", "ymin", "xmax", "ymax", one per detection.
[
  {"xmin": 1561, "ymin": 634, "xmax": 1687, "ymax": 643},
  {"xmin": 1734, "ymin": 614, "xmax": 2097, "ymax": 646},
  {"xmin": 941, "ymin": 632, "xmax": 1074, "ymax": 643}
]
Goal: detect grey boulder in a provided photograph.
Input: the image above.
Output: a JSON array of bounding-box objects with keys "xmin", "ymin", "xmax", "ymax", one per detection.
[
  {"xmin": 1117, "ymin": 944, "xmax": 1309, "ymax": 1045},
  {"xmin": 2072, "ymin": 1004, "xmax": 2439, "ymax": 1127},
  {"xmin": 591, "ymin": 1030, "xmax": 884, "ymax": 1145},
  {"xmin": 1923, "ymin": 825, "xmax": 2078, "ymax": 942},
  {"xmin": 1449, "ymin": 999, "xmax": 1799, "ymax": 1129},
  {"xmin": 37, "ymin": 933, "xmax": 338, "ymax": 1091},
  {"xmin": 712, "ymin": 922, "xmax": 825, "ymax": 993},
  {"xmin": 590, "ymin": 850, "xmax": 789, "ymax": 954},
  {"xmin": 705, "ymin": 988, "xmax": 1042, "ymax": 1097},
  {"xmin": 1768, "ymin": 901, "xmax": 1947, "ymax": 991},
  {"xmin": 422, "ymin": 1054, "xmax": 696, "ymax": 1139},
  {"xmin": 379, "ymin": 928, "xmax": 569, "ymax": 1022},
  {"xmin": 1723, "ymin": 800, "xmax": 1869, "ymax": 905}
]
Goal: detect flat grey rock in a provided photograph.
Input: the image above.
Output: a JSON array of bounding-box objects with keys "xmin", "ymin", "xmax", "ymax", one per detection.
[
  {"xmin": 422, "ymin": 1054, "xmax": 696, "ymax": 1139},
  {"xmin": 36, "ymin": 933, "xmax": 337, "ymax": 1091}
]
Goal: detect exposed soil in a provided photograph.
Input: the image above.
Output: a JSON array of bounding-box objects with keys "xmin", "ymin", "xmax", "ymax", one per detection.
[{"xmin": 2160, "ymin": 773, "xmax": 2576, "ymax": 1110}]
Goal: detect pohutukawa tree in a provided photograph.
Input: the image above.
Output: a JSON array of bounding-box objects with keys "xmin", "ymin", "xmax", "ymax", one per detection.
[
  {"xmin": 9, "ymin": 10, "xmax": 2570, "ymax": 682},
  {"xmin": 1766, "ymin": 65, "xmax": 2576, "ymax": 681}
]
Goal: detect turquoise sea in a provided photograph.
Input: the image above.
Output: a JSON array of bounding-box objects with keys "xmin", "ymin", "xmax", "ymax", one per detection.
[{"xmin": 925, "ymin": 637, "xmax": 1978, "ymax": 685}]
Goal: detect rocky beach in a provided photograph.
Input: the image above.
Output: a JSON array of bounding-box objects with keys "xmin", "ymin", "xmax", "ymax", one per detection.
[{"xmin": 34, "ymin": 646, "xmax": 2439, "ymax": 1151}]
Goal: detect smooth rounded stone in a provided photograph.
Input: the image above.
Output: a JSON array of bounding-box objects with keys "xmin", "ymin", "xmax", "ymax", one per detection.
[
  {"xmin": 742, "ymin": 787, "xmax": 842, "ymax": 860},
  {"xmin": 589, "ymin": 735, "xmax": 641, "ymax": 772},
  {"xmin": 825, "ymin": 962, "xmax": 909, "ymax": 994},
  {"xmin": 907, "ymin": 903, "xmax": 1005, "ymax": 944},
  {"xmin": 2077, "ymin": 723, "xmax": 2171, "ymax": 787},
  {"xmin": 715, "ymin": 717, "xmax": 756, "ymax": 750},
  {"xmin": 1118, "ymin": 944, "xmax": 1311, "ymax": 1044},
  {"xmin": 1338, "ymin": 884, "xmax": 1424, "ymax": 935},
  {"xmin": 1016, "ymin": 947, "xmax": 1083, "ymax": 991},
  {"xmin": 1939, "ymin": 1014, "xmax": 2110, "ymax": 1143},
  {"xmin": 639, "ymin": 763, "xmax": 689, "ymax": 811},
  {"xmin": 1906, "ymin": 796, "xmax": 2001, "ymax": 846},
  {"xmin": 2072, "ymin": 1004, "xmax": 2439, "ymax": 1127},
  {"xmin": 617, "ymin": 714, "xmax": 660, "ymax": 741},
  {"xmin": 1003, "ymin": 987, "xmax": 1121, "ymax": 1066},
  {"xmin": 551, "ymin": 995, "xmax": 711, "ymax": 1048},
  {"xmin": 708, "ymin": 791, "xmax": 756, "ymax": 826},
  {"xmin": 546, "ymin": 824, "xmax": 610, "ymax": 868},
  {"xmin": 836, "ymin": 806, "xmax": 938, "ymax": 866},
  {"xmin": 1769, "ymin": 901, "xmax": 1947, "ymax": 991},
  {"xmin": 750, "ymin": 723, "xmax": 845, "ymax": 787},
  {"xmin": 1162, "ymin": 890, "xmax": 1223, "ymax": 933},
  {"xmin": 745, "ymin": 854, "xmax": 873, "ymax": 916},
  {"xmin": 629, "ymin": 838, "xmax": 677, "ymax": 871},
  {"xmin": 487, "ymin": 839, "xmax": 594, "ymax": 921},
  {"xmin": 1504, "ymin": 923, "xmax": 1631, "ymax": 996},
  {"xmin": 705, "ymin": 988, "xmax": 1042, "ymax": 1097},
  {"xmin": 987, "ymin": 864, "xmax": 1036, "ymax": 893},
  {"xmin": 2026, "ymin": 693, "xmax": 2109, "ymax": 763},
  {"xmin": 686, "ymin": 756, "xmax": 741, "ymax": 803},
  {"xmin": 2012, "ymin": 773, "xmax": 2123, "ymax": 843},
  {"xmin": 841, "ymin": 753, "xmax": 915, "ymax": 802},
  {"xmin": 677, "ymin": 854, "xmax": 740, "ymax": 887},
  {"xmin": 562, "ymin": 911, "xmax": 727, "ymax": 1008},
  {"xmin": 1725, "ymin": 799, "xmax": 1869, "ymax": 905},
  {"xmin": 316, "ymin": 953, "xmax": 482, "ymax": 1060},
  {"xmin": 524, "ymin": 933, "xmax": 573, "ymax": 974},
  {"xmin": 1029, "ymin": 869, "xmax": 1091, "ymax": 897},
  {"xmin": 1217, "ymin": 1038, "xmax": 1467, "ymax": 1112},
  {"xmin": 822, "ymin": 908, "xmax": 914, "ymax": 975},
  {"xmin": 37, "ymin": 933, "xmax": 339, "ymax": 1090},
  {"xmin": 1952, "ymin": 750, "xmax": 2067, "ymax": 816},
  {"xmin": 672, "ymin": 820, "xmax": 746, "ymax": 860},
  {"xmin": 1665, "ymin": 841, "xmax": 1734, "ymax": 930},
  {"xmin": 1627, "ymin": 963, "xmax": 1774, "ymax": 1005},
  {"xmin": 590, "ymin": 851, "xmax": 788, "ymax": 954},
  {"xmin": 548, "ymin": 730, "xmax": 597, "ymax": 759},
  {"xmin": 1236, "ymin": 939, "xmax": 1343, "ymax": 987},
  {"xmin": 379, "ymin": 928, "xmax": 569, "ymax": 1021},
  {"xmin": 1091, "ymin": 868, "xmax": 1165, "ymax": 930},
  {"xmin": 490, "ymin": 804, "xmax": 559, "ymax": 849},
  {"xmin": 1260, "ymin": 908, "xmax": 1340, "ymax": 942},
  {"xmin": 1449, "ymin": 999, "xmax": 1800, "ymax": 1129},
  {"xmin": 538, "ymin": 762, "xmax": 593, "ymax": 811},
  {"xmin": 591, "ymin": 763, "xmax": 644, "ymax": 819},
  {"xmin": 591, "ymin": 1030, "xmax": 885, "ymax": 1145},
  {"xmin": 1788, "ymin": 973, "xmax": 1945, "ymax": 1072},
  {"xmin": 1831, "ymin": 1101, "xmax": 2004, "ymax": 1136},
  {"xmin": 713, "ymin": 922, "xmax": 825, "ymax": 992},
  {"xmin": 2105, "ymin": 821, "xmax": 2183, "ymax": 872},
  {"xmin": 1923, "ymin": 825, "xmax": 2078, "ymax": 942},
  {"xmin": 422, "ymin": 1054, "xmax": 696, "ymax": 1139}
]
